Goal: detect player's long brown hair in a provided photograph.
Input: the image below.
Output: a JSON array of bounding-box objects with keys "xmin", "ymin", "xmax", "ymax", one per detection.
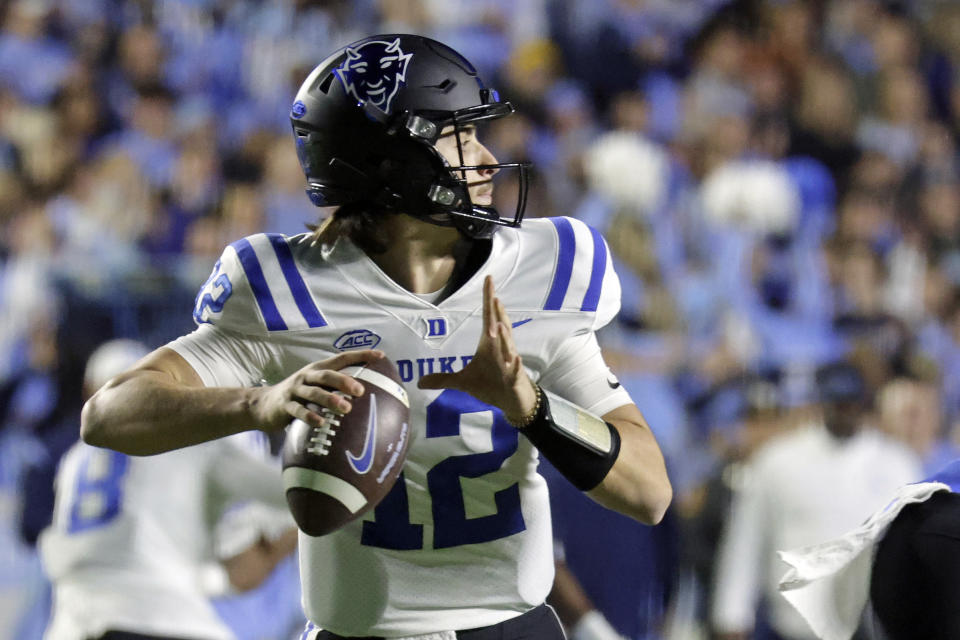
[{"xmin": 309, "ymin": 203, "xmax": 393, "ymax": 254}]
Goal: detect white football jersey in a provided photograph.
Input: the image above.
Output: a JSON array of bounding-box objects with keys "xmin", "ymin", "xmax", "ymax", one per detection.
[
  {"xmin": 40, "ymin": 432, "xmax": 285, "ymax": 640},
  {"xmin": 168, "ymin": 217, "xmax": 632, "ymax": 636}
]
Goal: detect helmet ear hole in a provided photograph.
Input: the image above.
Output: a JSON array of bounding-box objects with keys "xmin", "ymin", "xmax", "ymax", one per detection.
[
  {"xmin": 317, "ymin": 73, "xmax": 335, "ymax": 94},
  {"xmin": 377, "ymin": 144, "xmax": 444, "ymax": 205}
]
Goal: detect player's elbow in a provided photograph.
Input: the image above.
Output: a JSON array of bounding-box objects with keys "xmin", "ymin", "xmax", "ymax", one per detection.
[
  {"xmin": 639, "ymin": 479, "xmax": 673, "ymax": 525},
  {"xmin": 617, "ymin": 442, "xmax": 674, "ymax": 524},
  {"xmin": 636, "ymin": 466, "xmax": 675, "ymax": 524},
  {"xmin": 620, "ymin": 477, "xmax": 672, "ymax": 525},
  {"xmin": 80, "ymin": 390, "xmax": 143, "ymax": 455},
  {"xmin": 591, "ymin": 472, "xmax": 672, "ymax": 525},
  {"xmin": 80, "ymin": 393, "xmax": 110, "ymax": 447}
]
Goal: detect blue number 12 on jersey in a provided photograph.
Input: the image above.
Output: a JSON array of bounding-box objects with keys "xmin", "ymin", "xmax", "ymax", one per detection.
[{"xmin": 361, "ymin": 389, "xmax": 526, "ymax": 550}]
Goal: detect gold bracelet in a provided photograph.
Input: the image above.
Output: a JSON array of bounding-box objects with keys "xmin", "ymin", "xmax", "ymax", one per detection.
[{"xmin": 506, "ymin": 384, "xmax": 542, "ymax": 429}]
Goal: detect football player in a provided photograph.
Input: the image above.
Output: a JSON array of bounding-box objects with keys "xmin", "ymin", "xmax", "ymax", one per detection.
[
  {"xmin": 81, "ymin": 35, "xmax": 672, "ymax": 640},
  {"xmin": 41, "ymin": 339, "xmax": 297, "ymax": 640}
]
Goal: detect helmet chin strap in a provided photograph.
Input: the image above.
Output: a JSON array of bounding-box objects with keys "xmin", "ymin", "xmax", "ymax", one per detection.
[
  {"xmin": 410, "ymin": 209, "xmax": 495, "ymax": 241},
  {"xmin": 452, "ymin": 213, "xmax": 496, "ymax": 240}
]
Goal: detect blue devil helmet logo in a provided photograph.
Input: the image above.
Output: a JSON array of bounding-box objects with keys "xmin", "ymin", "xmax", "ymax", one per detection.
[{"xmin": 334, "ymin": 38, "xmax": 413, "ymax": 114}]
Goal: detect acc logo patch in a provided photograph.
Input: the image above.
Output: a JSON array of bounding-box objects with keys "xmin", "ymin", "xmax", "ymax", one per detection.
[
  {"xmin": 334, "ymin": 329, "xmax": 382, "ymax": 351},
  {"xmin": 334, "ymin": 38, "xmax": 412, "ymax": 114}
]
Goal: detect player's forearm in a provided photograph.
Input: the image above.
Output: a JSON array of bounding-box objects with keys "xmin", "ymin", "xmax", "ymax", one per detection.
[
  {"xmin": 587, "ymin": 409, "xmax": 672, "ymax": 525},
  {"xmin": 81, "ymin": 370, "xmax": 259, "ymax": 455},
  {"xmin": 514, "ymin": 387, "xmax": 672, "ymax": 523}
]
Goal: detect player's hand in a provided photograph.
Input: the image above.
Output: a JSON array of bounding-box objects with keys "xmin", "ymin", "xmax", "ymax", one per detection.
[
  {"xmin": 418, "ymin": 275, "xmax": 538, "ymax": 422},
  {"xmin": 248, "ymin": 349, "xmax": 385, "ymax": 431}
]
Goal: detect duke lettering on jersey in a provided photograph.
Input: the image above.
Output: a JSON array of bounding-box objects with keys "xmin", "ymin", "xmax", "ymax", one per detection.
[{"xmin": 395, "ymin": 355, "xmax": 473, "ymax": 382}]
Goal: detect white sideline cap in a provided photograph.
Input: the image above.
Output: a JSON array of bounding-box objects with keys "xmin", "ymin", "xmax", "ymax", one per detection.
[{"xmin": 84, "ymin": 339, "xmax": 150, "ymax": 390}]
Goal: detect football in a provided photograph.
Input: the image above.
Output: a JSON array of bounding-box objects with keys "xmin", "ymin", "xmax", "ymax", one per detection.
[{"xmin": 281, "ymin": 357, "xmax": 411, "ymax": 537}]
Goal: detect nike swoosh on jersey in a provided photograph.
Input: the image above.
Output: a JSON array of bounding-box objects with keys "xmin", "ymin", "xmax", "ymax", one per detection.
[
  {"xmin": 511, "ymin": 318, "xmax": 533, "ymax": 328},
  {"xmin": 607, "ymin": 378, "xmax": 621, "ymax": 389},
  {"xmin": 347, "ymin": 394, "xmax": 377, "ymax": 474}
]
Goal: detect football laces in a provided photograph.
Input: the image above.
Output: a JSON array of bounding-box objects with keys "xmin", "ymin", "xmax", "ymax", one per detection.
[{"xmin": 305, "ymin": 402, "xmax": 341, "ymax": 456}]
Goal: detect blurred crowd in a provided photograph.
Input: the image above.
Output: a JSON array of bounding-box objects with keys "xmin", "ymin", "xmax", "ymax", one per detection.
[{"xmin": 5, "ymin": 0, "xmax": 960, "ymax": 638}]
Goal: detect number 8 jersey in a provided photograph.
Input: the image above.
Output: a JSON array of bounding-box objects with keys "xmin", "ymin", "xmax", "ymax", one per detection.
[
  {"xmin": 169, "ymin": 216, "xmax": 633, "ymax": 636},
  {"xmin": 39, "ymin": 432, "xmax": 286, "ymax": 640}
]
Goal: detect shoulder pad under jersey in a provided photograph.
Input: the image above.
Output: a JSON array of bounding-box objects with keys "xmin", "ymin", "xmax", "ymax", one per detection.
[
  {"xmin": 192, "ymin": 233, "xmax": 329, "ymax": 334},
  {"xmin": 520, "ymin": 217, "xmax": 622, "ymax": 330}
]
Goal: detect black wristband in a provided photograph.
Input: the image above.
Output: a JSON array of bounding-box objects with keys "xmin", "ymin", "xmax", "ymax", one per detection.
[{"xmin": 520, "ymin": 388, "xmax": 621, "ymax": 491}]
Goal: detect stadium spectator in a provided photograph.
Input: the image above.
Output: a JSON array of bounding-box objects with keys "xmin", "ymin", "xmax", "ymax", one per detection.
[
  {"xmin": 710, "ymin": 361, "xmax": 920, "ymax": 640},
  {"xmin": 779, "ymin": 459, "xmax": 960, "ymax": 640}
]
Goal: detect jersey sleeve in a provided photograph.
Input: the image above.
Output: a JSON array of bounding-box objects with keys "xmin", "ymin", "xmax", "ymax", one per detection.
[
  {"xmin": 180, "ymin": 239, "xmax": 271, "ymax": 382},
  {"xmin": 191, "ymin": 236, "xmax": 275, "ymax": 334},
  {"xmin": 536, "ymin": 330, "xmax": 633, "ymax": 417},
  {"xmin": 534, "ymin": 217, "xmax": 622, "ymax": 331},
  {"xmin": 171, "ymin": 233, "xmax": 325, "ymax": 388},
  {"xmin": 168, "ymin": 324, "xmax": 275, "ymax": 389},
  {"xmin": 191, "ymin": 233, "xmax": 331, "ymax": 334},
  {"xmin": 519, "ymin": 217, "xmax": 627, "ymax": 415}
]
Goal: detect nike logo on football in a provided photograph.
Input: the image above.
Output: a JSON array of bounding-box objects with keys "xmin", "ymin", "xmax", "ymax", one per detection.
[
  {"xmin": 511, "ymin": 318, "xmax": 532, "ymax": 328},
  {"xmin": 607, "ymin": 378, "xmax": 621, "ymax": 389},
  {"xmin": 347, "ymin": 394, "xmax": 377, "ymax": 474}
]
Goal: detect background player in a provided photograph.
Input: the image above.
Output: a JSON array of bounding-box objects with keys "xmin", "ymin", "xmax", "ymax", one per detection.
[
  {"xmin": 779, "ymin": 458, "xmax": 960, "ymax": 640},
  {"xmin": 41, "ymin": 339, "xmax": 298, "ymax": 640},
  {"xmin": 79, "ymin": 34, "xmax": 672, "ymax": 639},
  {"xmin": 712, "ymin": 362, "xmax": 920, "ymax": 640}
]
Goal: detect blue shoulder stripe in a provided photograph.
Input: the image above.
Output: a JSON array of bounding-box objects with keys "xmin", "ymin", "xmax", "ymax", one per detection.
[
  {"xmin": 545, "ymin": 217, "xmax": 576, "ymax": 310},
  {"xmin": 581, "ymin": 225, "xmax": 608, "ymax": 312},
  {"xmin": 231, "ymin": 238, "xmax": 287, "ymax": 331},
  {"xmin": 266, "ymin": 234, "xmax": 327, "ymax": 328}
]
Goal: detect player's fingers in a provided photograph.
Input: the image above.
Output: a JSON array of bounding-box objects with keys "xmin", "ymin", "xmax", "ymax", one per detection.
[
  {"xmin": 483, "ymin": 275, "xmax": 497, "ymax": 338},
  {"xmin": 320, "ymin": 349, "xmax": 384, "ymax": 371},
  {"xmin": 294, "ymin": 385, "xmax": 352, "ymax": 414},
  {"xmin": 510, "ymin": 353, "xmax": 523, "ymax": 378},
  {"xmin": 502, "ymin": 351, "xmax": 523, "ymax": 384},
  {"xmin": 497, "ymin": 322, "xmax": 515, "ymax": 366},
  {"xmin": 500, "ymin": 326, "xmax": 525, "ymax": 383},
  {"xmin": 495, "ymin": 298, "xmax": 513, "ymax": 338},
  {"xmin": 302, "ymin": 369, "xmax": 364, "ymax": 397},
  {"xmin": 285, "ymin": 399, "xmax": 326, "ymax": 427}
]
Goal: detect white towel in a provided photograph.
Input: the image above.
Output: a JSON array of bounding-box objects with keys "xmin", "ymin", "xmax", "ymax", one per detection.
[{"xmin": 777, "ymin": 481, "xmax": 951, "ymax": 640}]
